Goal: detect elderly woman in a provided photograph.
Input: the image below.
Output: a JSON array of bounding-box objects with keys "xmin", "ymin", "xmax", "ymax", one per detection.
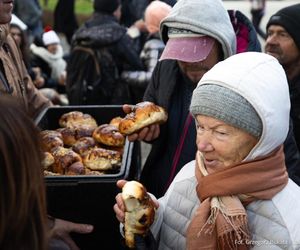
[{"xmin": 114, "ymin": 52, "xmax": 300, "ymax": 249}]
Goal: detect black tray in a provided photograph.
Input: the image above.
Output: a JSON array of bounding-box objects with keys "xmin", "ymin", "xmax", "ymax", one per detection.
[{"xmin": 35, "ymin": 105, "xmax": 139, "ymax": 249}]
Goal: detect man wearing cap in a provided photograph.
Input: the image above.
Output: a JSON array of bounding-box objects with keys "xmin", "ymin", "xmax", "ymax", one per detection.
[
  {"xmin": 125, "ymin": 0, "xmax": 236, "ymax": 197},
  {"xmin": 265, "ymin": 4, "xmax": 300, "ymax": 152}
]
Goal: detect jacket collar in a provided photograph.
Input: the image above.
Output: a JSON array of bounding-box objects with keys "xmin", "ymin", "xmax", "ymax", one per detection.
[{"xmin": 0, "ymin": 24, "xmax": 9, "ymax": 47}]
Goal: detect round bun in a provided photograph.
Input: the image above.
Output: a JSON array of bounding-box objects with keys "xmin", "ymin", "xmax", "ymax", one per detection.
[
  {"xmin": 59, "ymin": 111, "xmax": 98, "ymax": 129},
  {"xmin": 93, "ymin": 124, "xmax": 125, "ymax": 147},
  {"xmin": 119, "ymin": 102, "xmax": 168, "ymax": 135},
  {"xmin": 40, "ymin": 130, "xmax": 64, "ymax": 152},
  {"xmin": 72, "ymin": 137, "xmax": 97, "ymax": 156},
  {"xmin": 57, "ymin": 127, "xmax": 95, "ymax": 147},
  {"xmin": 83, "ymin": 147, "xmax": 122, "ymax": 171},
  {"xmin": 51, "ymin": 146, "xmax": 82, "ymax": 174}
]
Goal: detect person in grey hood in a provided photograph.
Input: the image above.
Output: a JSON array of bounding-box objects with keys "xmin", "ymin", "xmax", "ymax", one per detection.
[
  {"xmin": 124, "ymin": 0, "xmax": 236, "ymax": 197},
  {"xmin": 115, "ymin": 52, "xmax": 300, "ymax": 250}
]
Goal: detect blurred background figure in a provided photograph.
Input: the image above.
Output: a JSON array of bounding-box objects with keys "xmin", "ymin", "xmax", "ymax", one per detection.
[
  {"xmin": 30, "ymin": 29, "xmax": 68, "ymax": 105},
  {"xmin": 0, "ymin": 95, "xmax": 48, "ymax": 250},
  {"xmin": 121, "ymin": 0, "xmax": 172, "ymax": 103},
  {"xmin": 66, "ymin": 0, "xmax": 144, "ymax": 105},
  {"xmin": 250, "ymin": 0, "xmax": 266, "ymax": 39},
  {"xmin": 13, "ymin": 0, "xmax": 43, "ymax": 43},
  {"xmin": 54, "ymin": 0, "xmax": 78, "ymax": 46},
  {"xmin": 9, "ymin": 22, "xmax": 46, "ymax": 92}
]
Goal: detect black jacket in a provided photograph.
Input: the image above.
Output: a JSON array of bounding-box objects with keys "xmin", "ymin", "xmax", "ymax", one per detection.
[
  {"xmin": 72, "ymin": 12, "xmax": 144, "ymax": 72},
  {"xmin": 141, "ymin": 60, "xmax": 197, "ymax": 197}
]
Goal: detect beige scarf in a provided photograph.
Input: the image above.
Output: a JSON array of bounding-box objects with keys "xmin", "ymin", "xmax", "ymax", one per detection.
[{"xmin": 186, "ymin": 146, "xmax": 288, "ymax": 250}]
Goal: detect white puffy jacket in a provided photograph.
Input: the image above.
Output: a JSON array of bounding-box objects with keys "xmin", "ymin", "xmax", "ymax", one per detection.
[{"xmin": 150, "ymin": 52, "xmax": 300, "ymax": 249}]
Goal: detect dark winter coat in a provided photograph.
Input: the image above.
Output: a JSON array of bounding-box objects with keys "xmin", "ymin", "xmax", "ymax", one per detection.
[
  {"xmin": 140, "ymin": 10, "xmax": 300, "ymax": 197},
  {"xmin": 0, "ymin": 24, "xmax": 51, "ymax": 119},
  {"xmin": 72, "ymin": 13, "xmax": 143, "ymax": 72}
]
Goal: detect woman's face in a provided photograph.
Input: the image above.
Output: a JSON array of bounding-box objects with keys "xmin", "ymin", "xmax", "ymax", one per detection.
[
  {"xmin": 9, "ymin": 26, "xmax": 22, "ymax": 46},
  {"xmin": 195, "ymin": 115, "xmax": 258, "ymax": 173}
]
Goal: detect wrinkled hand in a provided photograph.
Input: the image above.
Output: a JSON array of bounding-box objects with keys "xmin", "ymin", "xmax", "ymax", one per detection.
[
  {"xmin": 113, "ymin": 180, "xmax": 159, "ymax": 224},
  {"xmin": 122, "ymin": 104, "xmax": 160, "ymax": 142},
  {"xmin": 49, "ymin": 218, "xmax": 93, "ymax": 250}
]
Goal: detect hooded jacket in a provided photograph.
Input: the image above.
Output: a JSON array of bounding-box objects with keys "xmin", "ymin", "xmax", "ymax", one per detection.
[
  {"xmin": 160, "ymin": 0, "xmax": 236, "ymax": 59},
  {"xmin": 140, "ymin": 0, "xmax": 236, "ymax": 197},
  {"xmin": 0, "ymin": 24, "xmax": 50, "ymax": 119},
  {"xmin": 151, "ymin": 52, "xmax": 300, "ymax": 249}
]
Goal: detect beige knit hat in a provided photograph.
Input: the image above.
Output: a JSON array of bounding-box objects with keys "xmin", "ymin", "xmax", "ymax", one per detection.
[{"xmin": 144, "ymin": 1, "xmax": 172, "ymax": 35}]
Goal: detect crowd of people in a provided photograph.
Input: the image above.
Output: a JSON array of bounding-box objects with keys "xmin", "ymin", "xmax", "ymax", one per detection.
[{"xmin": 1, "ymin": 0, "xmax": 300, "ymax": 249}]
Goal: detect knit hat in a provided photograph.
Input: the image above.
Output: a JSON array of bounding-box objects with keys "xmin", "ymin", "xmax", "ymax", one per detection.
[
  {"xmin": 160, "ymin": 28, "xmax": 215, "ymax": 62},
  {"xmin": 144, "ymin": 1, "xmax": 172, "ymax": 35},
  {"xmin": 93, "ymin": 0, "xmax": 120, "ymax": 14},
  {"xmin": 266, "ymin": 4, "xmax": 300, "ymax": 50},
  {"xmin": 190, "ymin": 84, "xmax": 262, "ymax": 138},
  {"xmin": 42, "ymin": 30, "xmax": 60, "ymax": 46}
]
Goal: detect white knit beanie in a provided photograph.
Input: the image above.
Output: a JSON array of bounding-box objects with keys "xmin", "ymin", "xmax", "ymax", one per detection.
[{"xmin": 42, "ymin": 30, "xmax": 60, "ymax": 46}]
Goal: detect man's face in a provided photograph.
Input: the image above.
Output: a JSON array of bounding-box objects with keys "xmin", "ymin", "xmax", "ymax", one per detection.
[
  {"xmin": 265, "ymin": 25, "xmax": 300, "ymax": 67},
  {"xmin": 0, "ymin": 1, "xmax": 14, "ymax": 24},
  {"xmin": 177, "ymin": 41, "xmax": 221, "ymax": 83}
]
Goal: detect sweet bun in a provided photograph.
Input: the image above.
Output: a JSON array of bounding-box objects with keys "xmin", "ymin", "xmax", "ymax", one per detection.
[
  {"xmin": 93, "ymin": 124, "xmax": 125, "ymax": 147},
  {"xmin": 109, "ymin": 116, "xmax": 123, "ymax": 128},
  {"xmin": 44, "ymin": 170, "xmax": 60, "ymax": 176},
  {"xmin": 122, "ymin": 181, "xmax": 155, "ymax": 248},
  {"xmin": 56, "ymin": 127, "xmax": 77, "ymax": 146},
  {"xmin": 57, "ymin": 127, "xmax": 95, "ymax": 147},
  {"xmin": 41, "ymin": 152, "xmax": 55, "ymax": 170},
  {"xmin": 65, "ymin": 161, "xmax": 85, "ymax": 175},
  {"xmin": 83, "ymin": 147, "xmax": 122, "ymax": 171},
  {"xmin": 51, "ymin": 146, "xmax": 83, "ymax": 174},
  {"xmin": 40, "ymin": 130, "xmax": 64, "ymax": 152},
  {"xmin": 119, "ymin": 101, "xmax": 168, "ymax": 135},
  {"xmin": 72, "ymin": 137, "xmax": 97, "ymax": 156},
  {"xmin": 59, "ymin": 111, "xmax": 98, "ymax": 129}
]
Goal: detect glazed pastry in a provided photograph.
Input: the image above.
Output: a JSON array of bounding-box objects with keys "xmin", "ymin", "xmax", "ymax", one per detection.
[
  {"xmin": 122, "ymin": 181, "xmax": 155, "ymax": 248},
  {"xmin": 119, "ymin": 101, "xmax": 168, "ymax": 135}
]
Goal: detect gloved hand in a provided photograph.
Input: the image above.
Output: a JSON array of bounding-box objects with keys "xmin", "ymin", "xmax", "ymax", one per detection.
[{"xmin": 134, "ymin": 232, "xmax": 158, "ymax": 250}]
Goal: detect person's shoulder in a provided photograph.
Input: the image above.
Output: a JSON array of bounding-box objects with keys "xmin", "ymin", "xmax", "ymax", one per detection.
[
  {"xmin": 172, "ymin": 160, "xmax": 196, "ymax": 184},
  {"xmin": 247, "ymin": 180, "xmax": 300, "ymax": 245}
]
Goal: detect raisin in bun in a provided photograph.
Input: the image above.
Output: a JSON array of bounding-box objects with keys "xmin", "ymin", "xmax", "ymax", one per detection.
[
  {"xmin": 40, "ymin": 130, "xmax": 64, "ymax": 152},
  {"xmin": 122, "ymin": 181, "xmax": 155, "ymax": 248},
  {"xmin": 59, "ymin": 111, "xmax": 98, "ymax": 129},
  {"xmin": 93, "ymin": 124, "xmax": 125, "ymax": 147},
  {"xmin": 119, "ymin": 102, "xmax": 168, "ymax": 135},
  {"xmin": 83, "ymin": 147, "xmax": 122, "ymax": 171}
]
